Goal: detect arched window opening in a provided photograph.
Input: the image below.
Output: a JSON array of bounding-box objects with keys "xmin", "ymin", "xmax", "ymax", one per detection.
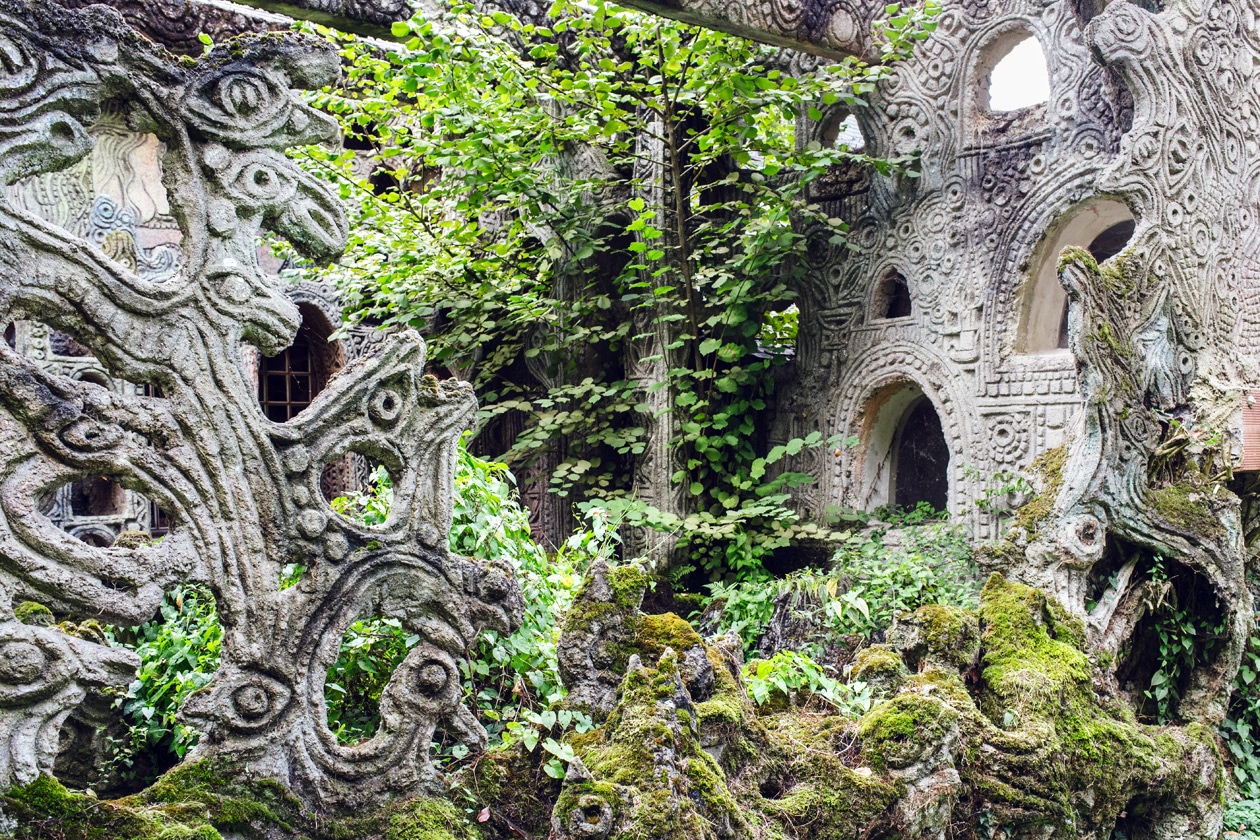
[
  {"xmin": 1022, "ymin": 199, "xmax": 1136, "ymax": 355},
  {"xmin": 987, "ymin": 35, "xmax": 1050, "ymax": 112},
  {"xmin": 258, "ymin": 304, "xmax": 344, "ymax": 422},
  {"xmin": 855, "ymin": 381, "xmax": 951, "ymax": 513},
  {"xmin": 892, "ymin": 397, "xmax": 950, "ymax": 512},
  {"xmin": 820, "ymin": 112, "xmax": 866, "ymax": 152},
  {"xmin": 872, "ymin": 271, "xmax": 913, "ymax": 320}
]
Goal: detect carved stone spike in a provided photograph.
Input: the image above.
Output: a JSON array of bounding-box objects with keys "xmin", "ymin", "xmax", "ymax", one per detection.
[{"xmin": 0, "ymin": 0, "xmax": 523, "ymax": 808}]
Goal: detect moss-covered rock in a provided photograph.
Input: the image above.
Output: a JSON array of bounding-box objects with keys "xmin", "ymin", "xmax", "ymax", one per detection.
[
  {"xmin": 888, "ymin": 604, "xmax": 980, "ymax": 674},
  {"xmin": 1151, "ymin": 482, "xmax": 1227, "ymax": 539},
  {"xmin": 557, "ymin": 559, "xmax": 651, "ymax": 718},
  {"xmin": 0, "ymin": 760, "xmax": 478, "ymax": 840},
  {"xmin": 13, "ymin": 600, "xmax": 53, "ymax": 626},
  {"xmin": 111, "ymin": 529, "xmax": 154, "ymax": 550},
  {"xmin": 847, "ymin": 644, "xmax": 907, "ymax": 698}
]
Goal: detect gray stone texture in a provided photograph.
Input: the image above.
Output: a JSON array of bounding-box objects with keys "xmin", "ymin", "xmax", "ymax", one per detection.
[{"xmin": 0, "ymin": 0, "xmax": 522, "ymax": 809}]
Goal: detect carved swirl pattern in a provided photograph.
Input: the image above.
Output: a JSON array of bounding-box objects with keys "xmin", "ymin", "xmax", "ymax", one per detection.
[
  {"xmin": 0, "ymin": 0, "xmax": 523, "ymax": 809},
  {"xmin": 756, "ymin": 0, "xmax": 1134, "ymax": 538}
]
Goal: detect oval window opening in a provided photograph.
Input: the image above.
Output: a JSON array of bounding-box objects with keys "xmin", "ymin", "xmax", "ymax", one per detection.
[
  {"xmin": 988, "ymin": 36, "xmax": 1050, "ymax": 112},
  {"xmin": 323, "ymin": 453, "xmax": 392, "ymax": 527}
]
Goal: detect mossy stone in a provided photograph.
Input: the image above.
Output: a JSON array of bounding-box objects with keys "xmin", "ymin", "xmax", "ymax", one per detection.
[{"xmin": 14, "ymin": 600, "xmax": 53, "ymax": 626}]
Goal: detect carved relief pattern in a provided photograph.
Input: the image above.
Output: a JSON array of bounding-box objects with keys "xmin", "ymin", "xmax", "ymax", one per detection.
[
  {"xmin": 764, "ymin": 0, "xmax": 1141, "ymax": 540},
  {"xmin": 1015, "ymin": 0, "xmax": 1259, "ymax": 720},
  {"xmin": 0, "ymin": 0, "xmax": 523, "ymax": 809}
]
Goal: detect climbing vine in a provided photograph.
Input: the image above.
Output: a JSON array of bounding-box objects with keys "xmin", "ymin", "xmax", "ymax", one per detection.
[{"xmin": 299, "ymin": 0, "xmax": 939, "ymax": 575}]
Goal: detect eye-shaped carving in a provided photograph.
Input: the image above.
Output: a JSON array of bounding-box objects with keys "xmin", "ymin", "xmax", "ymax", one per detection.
[
  {"xmin": 412, "ymin": 660, "xmax": 449, "ymax": 697},
  {"xmin": 392, "ymin": 647, "xmax": 460, "ymax": 714},
  {"xmin": 231, "ymin": 684, "xmax": 273, "ymax": 721},
  {"xmin": 0, "ymin": 626, "xmax": 74, "ymax": 708},
  {"xmin": 368, "ymin": 389, "xmax": 403, "ymax": 425},
  {"xmin": 190, "ymin": 670, "xmax": 293, "ymax": 733},
  {"xmin": 185, "ymin": 70, "xmax": 291, "ymax": 144},
  {"xmin": 219, "ymin": 151, "xmax": 298, "ymax": 207},
  {"xmin": 0, "ymin": 641, "xmax": 45, "ymax": 684},
  {"xmin": 562, "ymin": 794, "xmax": 614, "ymax": 839},
  {"xmin": 60, "ymin": 417, "xmax": 123, "ymax": 451}
]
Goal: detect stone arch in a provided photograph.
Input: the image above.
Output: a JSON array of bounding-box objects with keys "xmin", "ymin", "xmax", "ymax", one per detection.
[
  {"xmin": 831, "ymin": 344, "xmax": 972, "ymax": 520},
  {"xmin": 964, "ymin": 21, "xmax": 1054, "ymax": 143},
  {"xmin": 1017, "ymin": 198, "xmax": 1135, "ymax": 355},
  {"xmin": 985, "ymin": 34, "xmax": 1050, "ymax": 112}
]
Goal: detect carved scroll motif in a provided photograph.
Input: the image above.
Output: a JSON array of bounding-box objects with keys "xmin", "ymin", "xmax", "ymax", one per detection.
[{"xmin": 0, "ymin": 0, "xmax": 522, "ymax": 808}]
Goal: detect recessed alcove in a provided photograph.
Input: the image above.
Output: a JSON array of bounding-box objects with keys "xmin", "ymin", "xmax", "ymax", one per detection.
[
  {"xmin": 891, "ymin": 397, "xmax": 950, "ymax": 512},
  {"xmin": 257, "ymin": 303, "xmax": 344, "ymax": 423},
  {"xmin": 872, "ymin": 270, "xmax": 913, "ymax": 320},
  {"xmin": 857, "ymin": 382, "xmax": 951, "ymax": 514},
  {"xmin": 1019, "ymin": 199, "xmax": 1136, "ymax": 355}
]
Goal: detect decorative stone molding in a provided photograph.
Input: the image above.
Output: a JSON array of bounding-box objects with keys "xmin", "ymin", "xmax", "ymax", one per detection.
[{"xmin": 0, "ymin": 0, "xmax": 522, "ymax": 809}]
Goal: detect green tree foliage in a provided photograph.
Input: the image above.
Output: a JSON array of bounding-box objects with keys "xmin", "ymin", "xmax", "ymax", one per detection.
[
  {"xmin": 299, "ymin": 0, "xmax": 939, "ymax": 576},
  {"xmin": 104, "ymin": 585, "xmax": 222, "ymax": 782}
]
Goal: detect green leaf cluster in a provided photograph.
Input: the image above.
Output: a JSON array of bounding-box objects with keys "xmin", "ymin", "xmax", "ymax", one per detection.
[{"xmin": 295, "ymin": 0, "xmax": 939, "ymax": 577}]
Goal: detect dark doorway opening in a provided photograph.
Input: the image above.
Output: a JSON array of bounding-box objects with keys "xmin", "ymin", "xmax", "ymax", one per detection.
[{"xmin": 892, "ymin": 397, "xmax": 949, "ymax": 512}]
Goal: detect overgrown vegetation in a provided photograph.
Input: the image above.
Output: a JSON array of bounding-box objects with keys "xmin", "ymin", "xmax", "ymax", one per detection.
[
  {"xmin": 705, "ymin": 513, "xmax": 980, "ymax": 656},
  {"xmin": 299, "ymin": 0, "xmax": 939, "ymax": 577}
]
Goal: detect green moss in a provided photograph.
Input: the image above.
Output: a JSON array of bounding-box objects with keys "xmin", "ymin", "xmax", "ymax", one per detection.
[
  {"xmin": 977, "ymin": 574, "xmax": 1090, "ymax": 719},
  {"xmin": 1, "ymin": 760, "xmax": 479, "ymax": 840},
  {"xmin": 607, "ymin": 564, "xmax": 649, "ymax": 610},
  {"xmin": 760, "ymin": 712, "xmax": 900, "ymax": 836},
  {"xmin": 636, "ymin": 612, "xmax": 703, "ymax": 661},
  {"xmin": 128, "ymin": 758, "xmax": 298, "ymax": 832},
  {"xmin": 14, "ymin": 600, "xmax": 53, "ymax": 626},
  {"xmin": 893, "ymin": 604, "xmax": 979, "ymax": 672},
  {"xmin": 112, "ymin": 529, "xmax": 154, "ymax": 549},
  {"xmin": 386, "ymin": 798, "xmax": 478, "ymax": 840},
  {"xmin": 858, "ymin": 693, "xmax": 957, "ymax": 771},
  {"xmin": 551, "ymin": 780, "xmax": 622, "ymax": 837},
  {"xmin": 0, "ymin": 774, "xmax": 240, "ymax": 840},
  {"xmin": 1010, "ymin": 446, "xmax": 1068, "ymax": 537},
  {"xmin": 1092, "ymin": 322, "xmax": 1133, "ymax": 357},
  {"xmin": 1151, "ymin": 482, "xmax": 1226, "ymax": 539},
  {"xmin": 565, "ymin": 652, "xmax": 750, "ymax": 838},
  {"xmin": 848, "ymin": 645, "xmax": 907, "ymax": 695},
  {"xmin": 695, "ymin": 646, "xmax": 747, "ymax": 729}
]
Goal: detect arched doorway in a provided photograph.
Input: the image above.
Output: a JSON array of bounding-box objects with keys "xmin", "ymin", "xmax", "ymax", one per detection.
[
  {"xmin": 855, "ymin": 381, "xmax": 952, "ymax": 514},
  {"xmin": 891, "ymin": 396, "xmax": 949, "ymax": 512}
]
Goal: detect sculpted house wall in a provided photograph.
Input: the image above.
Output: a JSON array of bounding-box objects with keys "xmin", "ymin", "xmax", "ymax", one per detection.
[{"xmin": 770, "ymin": 0, "xmax": 1145, "ymax": 537}]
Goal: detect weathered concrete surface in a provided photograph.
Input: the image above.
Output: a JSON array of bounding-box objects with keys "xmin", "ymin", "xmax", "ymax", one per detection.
[{"xmin": 0, "ymin": 0, "xmax": 521, "ymax": 810}]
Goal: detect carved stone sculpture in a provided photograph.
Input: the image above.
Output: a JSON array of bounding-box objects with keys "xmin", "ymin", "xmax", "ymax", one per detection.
[{"xmin": 0, "ymin": 0, "xmax": 522, "ymax": 809}]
